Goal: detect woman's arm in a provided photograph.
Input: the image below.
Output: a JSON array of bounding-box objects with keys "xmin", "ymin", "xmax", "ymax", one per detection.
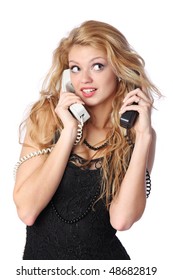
[
  {"xmin": 13, "ymin": 126, "xmax": 77, "ymax": 226},
  {"xmin": 13, "ymin": 91, "xmax": 84, "ymax": 226},
  {"xmin": 109, "ymin": 88, "xmax": 155, "ymax": 231}
]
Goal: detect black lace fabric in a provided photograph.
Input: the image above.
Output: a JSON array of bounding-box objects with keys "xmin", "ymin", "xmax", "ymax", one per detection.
[{"xmin": 23, "ymin": 154, "xmax": 130, "ymax": 260}]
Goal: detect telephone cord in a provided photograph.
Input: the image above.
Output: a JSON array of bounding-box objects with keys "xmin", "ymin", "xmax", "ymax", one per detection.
[
  {"xmin": 13, "ymin": 118, "xmax": 85, "ymax": 178},
  {"xmin": 74, "ymin": 118, "xmax": 84, "ymax": 145}
]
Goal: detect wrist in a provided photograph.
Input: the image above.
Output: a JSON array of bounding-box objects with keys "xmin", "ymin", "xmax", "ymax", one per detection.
[
  {"xmin": 134, "ymin": 130, "xmax": 153, "ymax": 153},
  {"xmin": 135, "ymin": 129, "xmax": 153, "ymax": 143},
  {"xmin": 61, "ymin": 125, "xmax": 79, "ymax": 143}
]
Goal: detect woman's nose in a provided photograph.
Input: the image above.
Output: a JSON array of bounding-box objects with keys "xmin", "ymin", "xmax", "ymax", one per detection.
[{"xmin": 81, "ymin": 70, "xmax": 93, "ymax": 83}]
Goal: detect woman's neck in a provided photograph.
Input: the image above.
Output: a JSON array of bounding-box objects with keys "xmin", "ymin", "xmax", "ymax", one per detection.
[{"xmin": 87, "ymin": 105, "xmax": 112, "ymax": 129}]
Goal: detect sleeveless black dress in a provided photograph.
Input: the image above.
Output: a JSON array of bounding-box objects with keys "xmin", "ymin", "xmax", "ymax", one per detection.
[{"xmin": 23, "ymin": 154, "xmax": 130, "ymax": 260}]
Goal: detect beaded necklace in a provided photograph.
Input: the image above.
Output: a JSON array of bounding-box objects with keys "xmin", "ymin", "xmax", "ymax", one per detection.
[{"xmin": 83, "ymin": 138, "xmax": 108, "ymax": 151}]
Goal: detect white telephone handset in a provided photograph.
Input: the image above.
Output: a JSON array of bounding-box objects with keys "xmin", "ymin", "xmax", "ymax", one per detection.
[{"xmin": 61, "ymin": 69, "xmax": 90, "ymax": 123}]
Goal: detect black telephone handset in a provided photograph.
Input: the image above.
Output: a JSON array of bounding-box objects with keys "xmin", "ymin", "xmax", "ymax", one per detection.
[
  {"xmin": 120, "ymin": 85, "xmax": 139, "ymax": 129},
  {"xmin": 120, "ymin": 103, "xmax": 139, "ymax": 129},
  {"xmin": 61, "ymin": 69, "xmax": 90, "ymax": 123}
]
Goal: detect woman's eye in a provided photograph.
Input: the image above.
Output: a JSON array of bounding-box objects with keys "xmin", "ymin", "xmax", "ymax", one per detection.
[
  {"xmin": 70, "ymin": 66, "xmax": 80, "ymax": 73},
  {"xmin": 93, "ymin": 63, "xmax": 104, "ymax": 71}
]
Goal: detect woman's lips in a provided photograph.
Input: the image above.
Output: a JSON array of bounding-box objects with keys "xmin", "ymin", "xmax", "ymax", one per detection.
[{"xmin": 81, "ymin": 88, "xmax": 96, "ymax": 98}]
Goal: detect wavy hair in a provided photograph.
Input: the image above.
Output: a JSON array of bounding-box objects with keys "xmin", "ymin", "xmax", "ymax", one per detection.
[{"xmin": 20, "ymin": 20, "xmax": 161, "ymax": 208}]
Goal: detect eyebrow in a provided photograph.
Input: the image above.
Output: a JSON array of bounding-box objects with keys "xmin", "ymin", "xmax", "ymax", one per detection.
[{"xmin": 69, "ymin": 56, "xmax": 106, "ymax": 64}]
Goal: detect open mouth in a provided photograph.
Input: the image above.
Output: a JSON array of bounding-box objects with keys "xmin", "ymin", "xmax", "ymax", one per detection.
[{"xmin": 81, "ymin": 88, "xmax": 96, "ymax": 97}]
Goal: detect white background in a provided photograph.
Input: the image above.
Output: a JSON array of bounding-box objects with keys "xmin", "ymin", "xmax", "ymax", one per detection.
[{"xmin": 0, "ymin": 0, "xmax": 172, "ymax": 279}]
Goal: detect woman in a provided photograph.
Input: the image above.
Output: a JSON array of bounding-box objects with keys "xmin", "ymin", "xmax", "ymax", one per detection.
[{"xmin": 13, "ymin": 20, "xmax": 161, "ymax": 259}]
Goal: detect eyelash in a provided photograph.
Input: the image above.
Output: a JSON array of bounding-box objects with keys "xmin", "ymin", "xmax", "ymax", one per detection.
[
  {"xmin": 70, "ymin": 63, "xmax": 105, "ymax": 73},
  {"xmin": 92, "ymin": 63, "xmax": 104, "ymax": 71},
  {"xmin": 70, "ymin": 66, "xmax": 80, "ymax": 73}
]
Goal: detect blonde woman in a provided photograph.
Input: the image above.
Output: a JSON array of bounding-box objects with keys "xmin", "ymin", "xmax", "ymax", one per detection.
[{"xmin": 13, "ymin": 20, "xmax": 161, "ymax": 259}]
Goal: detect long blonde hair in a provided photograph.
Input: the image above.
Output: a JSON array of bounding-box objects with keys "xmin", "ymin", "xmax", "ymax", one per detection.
[{"xmin": 20, "ymin": 20, "xmax": 161, "ymax": 208}]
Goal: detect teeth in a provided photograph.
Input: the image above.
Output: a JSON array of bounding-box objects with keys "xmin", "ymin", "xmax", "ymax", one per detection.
[{"xmin": 83, "ymin": 89, "xmax": 95, "ymax": 93}]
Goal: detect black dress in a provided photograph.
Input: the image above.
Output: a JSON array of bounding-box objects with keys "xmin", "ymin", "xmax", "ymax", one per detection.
[{"xmin": 23, "ymin": 154, "xmax": 130, "ymax": 260}]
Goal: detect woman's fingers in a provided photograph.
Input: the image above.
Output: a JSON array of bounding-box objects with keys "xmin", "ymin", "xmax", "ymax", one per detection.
[
  {"xmin": 58, "ymin": 92, "xmax": 85, "ymax": 109},
  {"xmin": 123, "ymin": 88, "xmax": 152, "ymax": 104},
  {"xmin": 120, "ymin": 88, "xmax": 152, "ymax": 113}
]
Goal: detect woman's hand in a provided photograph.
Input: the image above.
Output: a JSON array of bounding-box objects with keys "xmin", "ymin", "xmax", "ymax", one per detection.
[
  {"xmin": 55, "ymin": 91, "xmax": 85, "ymax": 128},
  {"xmin": 119, "ymin": 88, "xmax": 153, "ymax": 135}
]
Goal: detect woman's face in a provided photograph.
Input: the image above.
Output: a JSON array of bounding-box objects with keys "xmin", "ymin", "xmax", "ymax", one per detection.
[{"xmin": 68, "ymin": 45, "xmax": 118, "ymax": 108}]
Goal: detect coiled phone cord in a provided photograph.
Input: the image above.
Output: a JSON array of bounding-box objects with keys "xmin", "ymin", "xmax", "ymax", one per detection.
[
  {"xmin": 125, "ymin": 129, "xmax": 151, "ymax": 198},
  {"xmin": 74, "ymin": 118, "xmax": 84, "ymax": 145},
  {"xmin": 13, "ymin": 117, "xmax": 85, "ymax": 178}
]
